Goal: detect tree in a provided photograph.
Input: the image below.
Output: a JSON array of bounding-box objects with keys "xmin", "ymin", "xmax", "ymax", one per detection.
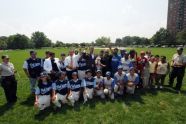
[
  {"xmin": 7, "ymin": 34, "xmax": 31, "ymax": 49},
  {"xmin": 31, "ymin": 31, "xmax": 52, "ymax": 48},
  {"xmin": 95, "ymin": 36, "xmax": 111, "ymax": 46},
  {"xmin": 176, "ymin": 29, "xmax": 186, "ymax": 45},
  {"xmin": 115, "ymin": 36, "xmax": 150, "ymax": 46},
  {"xmin": 115, "ymin": 38, "xmax": 122, "ymax": 46},
  {"xmin": 0, "ymin": 36, "xmax": 8, "ymax": 50},
  {"xmin": 0, "ymin": 40, "xmax": 7, "ymax": 50},
  {"xmin": 150, "ymin": 28, "xmax": 173, "ymax": 45},
  {"xmin": 54, "ymin": 41, "xmax": 64, "ymax": 47}
]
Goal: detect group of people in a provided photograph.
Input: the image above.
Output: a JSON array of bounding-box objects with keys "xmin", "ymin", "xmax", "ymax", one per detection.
[{"xmin": 0, "ymin": 46, "xmax": 185, "ymax": 111}]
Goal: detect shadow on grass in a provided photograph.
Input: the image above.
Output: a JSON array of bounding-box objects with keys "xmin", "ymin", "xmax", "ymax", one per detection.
[
  {"xmin": 34, "ymin": 107, "xmax": 53, "ymax": 121},
  {"xmin": 20, "ymin": 94, "xmax": 35, "ymax": 107},
  {"xmin": 0, "ymin": 103, "xmax": 14, "ymax": 116}
]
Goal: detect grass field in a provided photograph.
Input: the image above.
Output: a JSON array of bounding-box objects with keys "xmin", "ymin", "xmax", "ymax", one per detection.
[{"xmin": 0, "ymin": 47, "xmax": 186, "ymax": 124}]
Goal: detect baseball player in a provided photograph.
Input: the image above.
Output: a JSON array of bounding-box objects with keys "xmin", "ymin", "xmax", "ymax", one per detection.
[
  {"xmin": 124, "ymin": 67, "xmax": 139, "ymax": 94},
  {"xmin": 83, "ymin": 69, "xmax": 96, "ymax": 103},
  {"xmin": 103, "ymin": 71, "xmax": 115, "ymax": 100},
  {"xmin": 34, "ymin": 72, "xmax": 52, "ymax": 111},
  {"xmin": 67, "ymin": 72, "xmax": 84, "ymax": 106},
  {"xmin": 94, "ymin": 70, "xmax": 105, "ymax": 99},
  {"xmin": 52, "ymin": 71, "xmax": 69, "ymax": 108},
  {"xmin": 114, "ymin": 66, "xmax": 126, "ymax": 95}
]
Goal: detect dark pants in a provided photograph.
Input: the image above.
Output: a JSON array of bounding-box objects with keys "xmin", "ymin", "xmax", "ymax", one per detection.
[
  {"xmin": 155, "ymin": 74, "xmax": 166, "ymax": 86},
  {"xmin": 66, "ymin": 70, "xmax": 77, "ymax": 80},
  {"xmin": 1, "ymin": 75, "xmax": 17, "ymax": 103},
  {"xmin": 169, "ymin": 67, "xmax": 185, "ymax": 91},
  {"xmin": 137, "ymin": 72, "xmax": 143, "ymax": 88},
  {"xmin": 149, "ymin": 73, "xmax": 156, "ymax": 87}
]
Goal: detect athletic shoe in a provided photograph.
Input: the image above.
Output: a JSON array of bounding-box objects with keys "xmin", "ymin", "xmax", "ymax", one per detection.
[
  {"xmin": 160, "ymin": 85, "xmax": 163, "ymax": 89},
  {"xmin": 155, "ymin": 85, "xmax": 158, "ymax": 89}
]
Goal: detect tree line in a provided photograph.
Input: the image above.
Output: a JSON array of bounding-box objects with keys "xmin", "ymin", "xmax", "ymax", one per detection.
[{"xmin": 0, "ymin": 28, "xmax": 185, "ymax": 50}]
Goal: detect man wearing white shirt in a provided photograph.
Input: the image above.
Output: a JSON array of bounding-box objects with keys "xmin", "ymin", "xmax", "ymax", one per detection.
[
  {"xmin": 169, "ymin": 47, "xmax": 186, "ymax": 93},
  {"xmin": 65, "ymin": 50, "xmax": 78, "ymax": 80},
  {"xmin": 43, "ymin": 52, "xmax": 61, "ymax": 81}
]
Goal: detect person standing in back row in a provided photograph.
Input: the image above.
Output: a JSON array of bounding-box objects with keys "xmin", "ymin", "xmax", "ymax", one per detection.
[
  {"xmin": 0, "ymin": 55, "xmax": 17, "ymax": 104},
  {"xmin": 43, "ymin": 52, "xmax": 61, "ymax": 81},
  {"xmin": 169, "ymin": 47, "xmax": 186, "ymax": 94},
  {"xmin": 23, "ymin": 51, "xmax": 43, "ymax": 95},
  {"xmin": 65, "ymin": 50, "xmax": 78, "ymax": 80}
]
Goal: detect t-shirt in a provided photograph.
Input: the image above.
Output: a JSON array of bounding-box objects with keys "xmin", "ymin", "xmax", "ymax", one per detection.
[
  {"xmin": 95, "ymin": 76, "xmax": 104, "ymax": 85},
  {"xmin": 68, "ymin": 79, "xmax": 84, "ymax": 92},
  {"xmin": 114, "ymin": 71, "xmax": 126, "ymax": 83},
  {"xmin": 0, "ymin": 62, "xmax": 15, "ymax": 76},
  {"xmin": 121, "ymin": 58, "xmax": 133, "ymax": 72},
  {"xmin": 124, "ymin": 73, "xmax": 139, "ymax": 84},
  {"xmin": 103, "ymin": 77, "xmax": 115, "ymax": 90},
  {"xmin": 23, "ymin": 58, "xmax": 43, "ymax": 78},
  {"xmin": 52, "ymin": 79, "xmax": 69, "ymax": 95},
  {"xmin": 136, "ymin": 57, "xmax": 148, "ymax": 73},
  {"xmin": 35, "ymin": 82, "xmax": 52, "ymax": 95},
  {"xmin": 78, "ymin": 58, "xmax": 87, "ymax": 71},
  {"xmin": 172, "ymin": 53, "xmax": 186, "ymax": 66},
  {"xmin": 156, "ymin": 62, "xmax": 168, "ymax": 75},
  {"xmin": 111, "ymin": 55, "xmax": 121, "ymax": 73},
  {"xmin": 149, "ymin": 61, "xmax": 157, "ymax": 73},
  {"xmin": 83, "ymin": 77, "xmax": 96, "ymax": 89}
]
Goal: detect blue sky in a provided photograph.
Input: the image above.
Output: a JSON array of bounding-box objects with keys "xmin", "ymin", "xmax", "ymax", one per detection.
[{"xmin": 0, "ymin": 0, "xmax": 168, "ymax": 43}]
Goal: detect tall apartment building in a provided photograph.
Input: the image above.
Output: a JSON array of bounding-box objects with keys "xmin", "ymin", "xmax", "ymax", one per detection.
[{"xmin": 167, "ymin": 0, "xmax": 186, "ymax": 35}]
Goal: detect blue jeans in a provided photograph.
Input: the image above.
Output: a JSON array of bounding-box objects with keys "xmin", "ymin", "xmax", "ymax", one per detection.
[{"xmin": 29, "ymin": 78, "xmax": 37, "ymax": 93}]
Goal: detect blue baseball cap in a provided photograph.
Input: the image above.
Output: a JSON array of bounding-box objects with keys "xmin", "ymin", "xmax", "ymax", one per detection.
[
  {"xmin": 129, "ymin": 67, "xmax": 135, "ymax": 71},
  {"xmin": 72, "ymin": 72, "xmax": 78, "ymax": 75}
]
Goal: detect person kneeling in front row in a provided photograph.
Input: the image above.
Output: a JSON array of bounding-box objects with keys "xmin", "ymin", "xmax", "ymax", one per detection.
[
  {"xmin": 83, "ymin": 69, "xmax": 96, "ymax": 104},
  {"xmin": 67, "ymin": 72, "xmax": 84, "ymax": 106},
  {"xmin": 124, "ymin": 67, "xmax": 139, "ymax": 94},
  {"xmin": 34, "ymin": 72, "xmax": 53, "ymax": 111},
  {"xmin": 103, "ymin": 71, "xmax": 115, "ymax": 100},
  {"xmin": 94, "ymin": 70, "xmax": 105, "ymax": 99},
  {"xmin": 52, "ymin": 71, "xmax": 69, "ymax": 108}
]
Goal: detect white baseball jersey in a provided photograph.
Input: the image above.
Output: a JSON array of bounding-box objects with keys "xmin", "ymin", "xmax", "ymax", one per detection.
[
  {"xmin": 114, "ymin": 72, "xmax": 125, "ymax": 82},
  {"xmin": 103, "ymin": 77, "xmax": 114, "ymax": 89},
  {"xmin": 94, "ymin": 76, "xmax": 104, "ymax": 85}
]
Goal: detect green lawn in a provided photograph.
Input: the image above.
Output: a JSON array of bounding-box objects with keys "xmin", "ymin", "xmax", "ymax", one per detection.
[{"xmin": 0, "ymin": 47, "xmax": 186, "ymax": 124}]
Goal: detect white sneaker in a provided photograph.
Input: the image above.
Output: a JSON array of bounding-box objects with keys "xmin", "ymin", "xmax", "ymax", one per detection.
[
  {"xmin": 155, "ymin": 85, "xmax": 158, "ymax": 89},
  {"xmin": 160, "ymin": 86, "xmax": 163, "ymax": 89}
]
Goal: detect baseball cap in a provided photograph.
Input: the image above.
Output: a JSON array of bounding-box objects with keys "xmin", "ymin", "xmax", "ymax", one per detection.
[
  {"xmin": 177, "ymin": 47, "xmax": 183, "ymax": 51},
  {"xmin": 86, "ymin": 69, "xmax": 92, "ymax": 74},
  {"xmin": 72, "ymin": 72, "xmax": 78, "ymax": 75},
  {"xmin": 129, "ymin": 67, "xmax": 135, "ymax": 71},
  {"xmin": 96, "ymin": 70, "xmax": 102, "ymax": 73},
  {"xmin": 1, "ymin": 55, "xmax": 9, "ymax": 59},
  {"xmin": 106, "ymin": 71, "xmax": 111, "ymax": 76},
  {"xmin": 118, "ymin": 65, "xmax": 123, "ymax": 70},
  {"xmin": 40, "ymin": 72, "xmax": 48, "ymax": 77}
]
